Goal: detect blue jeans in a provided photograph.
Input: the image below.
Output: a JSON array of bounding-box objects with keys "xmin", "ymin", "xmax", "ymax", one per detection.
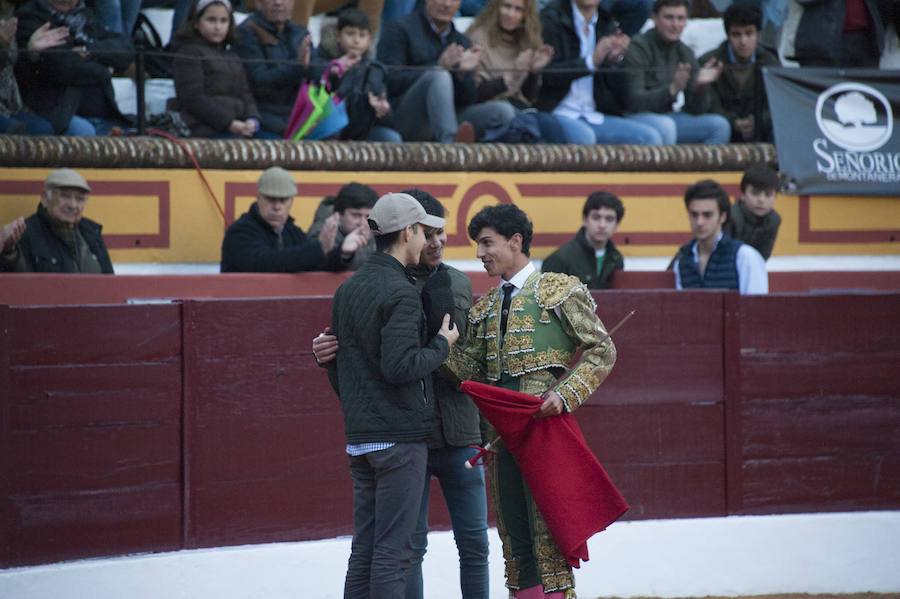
[
  {"xmin": 0, "ymin": 111, "xmax": 54, "ymax": 134},
  {"xmin": 630, "ymin": 111, "xmax": 732, "ymax": 144},
  {"xmin": 533, "ymin": 111, "xmax": 565, "ymax": 143},
  {"xmin": 65, "ymin": 115, "xmax": 96, "ymax": 136},
  {"xmin": 405, "ymin": 445, "xmax": 489, "ymax": 599},
  {"xmin": 554, "ymin": 114, "xmax": 596, "ymax": 144},
  {"xmin": 460, "ymin": 0, "xmax": 488, "ymax": 15},
  {"xmin": 368, "ymin": 125, "xmax": 403, "ymax": 142},
  {"xmin": 576, "ymin": 114, "xmax": 666, "ymax": 144},
  {"xmin": 394, "ymin": 69, "xmax": 515, "ymax": 142},
  {"xmin": 84, "ymin": 117, "xmax": 129, "ymax": 136},
  {"xmin": 346, "ymin": 443, "xmax": 429, "ymax": 599}
]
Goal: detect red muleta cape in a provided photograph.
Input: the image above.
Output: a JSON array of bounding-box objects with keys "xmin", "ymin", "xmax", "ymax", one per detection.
[{"xmin": 461, "ymin": 380, "xmax": 628, "ymax": 568}]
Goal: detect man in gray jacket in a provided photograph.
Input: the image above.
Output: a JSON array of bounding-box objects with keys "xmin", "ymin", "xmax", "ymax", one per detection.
[{"xmin": 327, "ymin": 192, "xmax": 459, "ymax": 598}]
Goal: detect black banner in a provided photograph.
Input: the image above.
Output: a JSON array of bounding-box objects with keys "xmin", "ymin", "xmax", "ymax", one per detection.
[{"xmin": 763, "ymin": 67, "xmax": 900, "ymax": 195}]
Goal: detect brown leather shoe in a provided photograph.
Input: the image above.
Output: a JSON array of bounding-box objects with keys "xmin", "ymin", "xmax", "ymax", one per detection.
[{"xmin": 454, "ymin": 121, "xmax": 475, "ymax": 143}]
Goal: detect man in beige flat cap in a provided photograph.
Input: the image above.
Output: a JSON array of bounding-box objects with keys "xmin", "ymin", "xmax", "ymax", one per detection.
[
  {"xmin": 1, "ymin": 168, "xmax": 113, "ymax": 273},
  {"xmin": 220, "ymin": 166, "xmax": 369, "ymax": 272}
]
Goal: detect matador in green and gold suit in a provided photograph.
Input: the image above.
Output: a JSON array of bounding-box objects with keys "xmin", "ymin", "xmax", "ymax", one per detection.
[{"xmin": 445, "ymin": 262, "xmax": 616, "ymax": 598}]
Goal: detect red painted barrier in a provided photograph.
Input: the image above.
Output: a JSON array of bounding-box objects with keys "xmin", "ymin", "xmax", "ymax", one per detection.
[
  {"xmin": 1, "ymin": 270, "xmax": 899, "ymax": 307},
  {"xmin": 181, "ymin": 298, "xmax": 350, "ymax": 548},
  {"xmin": 1, "ymin": 290, "xmax": 899, "ymax": 568},
  {"xmin": 732, "ymin": 293, "xmax": 900, "ymax": 515},
  {"xmin": 2, "ymin": 304, "xmax": 183, "ymax": 565}
]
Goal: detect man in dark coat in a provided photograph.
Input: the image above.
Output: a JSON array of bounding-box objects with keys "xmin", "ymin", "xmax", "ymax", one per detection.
[
  {"xmin": 792, "ymin": 0, "xmax": 893, "ymax": 67},
  {"xmin": 234, "ymin": 0, "xmax": 313, "ymax": 136},
  {"xmin": 15, "ymin": 0, "xmax": 132, "ymax": 134},
  {"xmin": 376, "ymin": 0, "xmax": 514, "ymax": 142},
  {"xmin": 220, "ymin": 166, "xmax": 368, "ymax": 272},
  {"xmin": 542, "ymin": 191, "xmax": 624, "ymax": 289},
  {"xmin": 327, "ymin": 192, "xmax": 459, "ymax": 598},
  {"xmin": 623, "ymin": 0, "xmax": 731, "ymax": 144},
  {"xmin": 1, "ymin": 168, "xmax": 113, "ymax": 273}
]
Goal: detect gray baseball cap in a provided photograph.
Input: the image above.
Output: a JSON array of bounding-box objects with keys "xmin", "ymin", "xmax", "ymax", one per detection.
[
  {"xmin": 44, "ymin": 168, "xmax": 91, "ymax": 192},
  {"xmin": 257, "ymin": 167, "xmax": 298, "ymax": 198},
  {"xmin": 368, "ymin": 193, "xmax": 446, "ymax": 235}
]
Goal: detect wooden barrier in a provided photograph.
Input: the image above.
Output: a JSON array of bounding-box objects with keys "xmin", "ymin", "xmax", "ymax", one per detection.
[
  {"xmin": 1, "ymin": 304, "xmax": 184, "ymax": 565},
  {"xmin": 2, "ymin": 290, "xmax": 900, "ymax": 567},
  {"xmin": 2, "ymin": 270, "xmax": 900, "ymax": 307},
  {"xmin": 731, "ymin": 294, "xmax": 900, "ymax": 514}
]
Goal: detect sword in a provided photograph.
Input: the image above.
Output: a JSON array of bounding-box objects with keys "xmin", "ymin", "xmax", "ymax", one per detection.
[{"xmin": 596, "ymin": 308, "xmax": 635, "ymax": 345}]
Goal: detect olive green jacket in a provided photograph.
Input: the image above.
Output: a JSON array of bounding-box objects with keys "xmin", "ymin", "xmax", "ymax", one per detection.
[{"xmin": 410, "ymin": 263, "xmax": 482, "ymax": 448}]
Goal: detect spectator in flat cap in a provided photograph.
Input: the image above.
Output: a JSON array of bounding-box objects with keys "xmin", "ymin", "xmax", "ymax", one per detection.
[
  {"xmin": 1, "ymin": 168, "xmax": 113, "ymax": 273},
  {"xmin": 220, "ymin": 166, "xmax": 371, "ymax": 272},
  {"xmin": 234, "ymin": 0, "xmax": 314, "ymax": 137}
]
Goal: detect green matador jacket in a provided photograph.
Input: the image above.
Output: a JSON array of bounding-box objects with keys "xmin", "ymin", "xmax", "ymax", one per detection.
[{"xmin": 444, "ymin": 269, "xmax": 616, "ymax": 597}]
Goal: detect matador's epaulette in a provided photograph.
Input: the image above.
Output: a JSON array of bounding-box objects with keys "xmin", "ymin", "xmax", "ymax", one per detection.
[
  {"xmin": 534, "ymin": 272, "xmax": 597, "ymax": 312},
  {"xmin": 467, "ymin": 290, "xmax": 497, "ymax": 324}
]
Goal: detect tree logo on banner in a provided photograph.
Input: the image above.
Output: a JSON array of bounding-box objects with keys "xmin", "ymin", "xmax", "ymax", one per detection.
[{"xmin": 815, "ymin": 82, "xmax": 893, "ymax": 152}]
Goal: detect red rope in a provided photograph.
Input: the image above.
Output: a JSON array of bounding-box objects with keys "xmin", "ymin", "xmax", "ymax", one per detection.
[{"xmin": 147, "ymin": 128, "xmax": 226, "ymax": 222}]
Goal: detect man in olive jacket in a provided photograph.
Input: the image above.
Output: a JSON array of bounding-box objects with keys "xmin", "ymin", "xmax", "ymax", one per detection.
[
  {"xmin": 542, "ymin": 191, "xmax": 624, "ymax": 289},
  {"xmin": 402, "ymin": 190, "xmax": 489, "ymax": 599},
  {"xmin": 623, "ymin": 0, "xmax": 731, "ymax": 144},
  {"xmin": 327, "ymin": 192, "xmax": 459, "ymax": 598}
]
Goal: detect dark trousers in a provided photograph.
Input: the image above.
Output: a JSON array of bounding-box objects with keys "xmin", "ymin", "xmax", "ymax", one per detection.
[
  {"xmin": 345, "ymin": 442, "xmax": 428, "ymax": 599},
  {"xmin": 496, "ymin": 442, "xmax": 542, "ymax": 589}
]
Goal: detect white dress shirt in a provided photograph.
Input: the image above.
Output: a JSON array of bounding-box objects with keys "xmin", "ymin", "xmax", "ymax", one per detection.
[
  {"xmin": 552, "ymin": 1, "xmax": 605, "ymax": 126},
  {"xmin": 673, "ymin": 233, "xmax": 769, "ymax": 295}
]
